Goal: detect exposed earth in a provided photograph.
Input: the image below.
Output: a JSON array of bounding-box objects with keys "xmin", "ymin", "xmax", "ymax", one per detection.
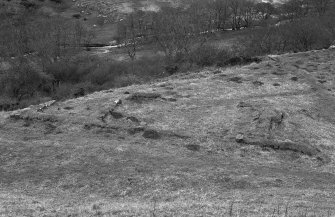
[{"xmin": 0, "ymin": 49, "xmax": 335, "ymax": 216}]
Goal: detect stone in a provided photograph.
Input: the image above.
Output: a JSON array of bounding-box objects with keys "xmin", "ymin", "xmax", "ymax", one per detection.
[
  {"xmin": 114, "ymin": 99, "xmax": 122, "ymax": 106},
  {"xmin": 235, "ymin": 134, "xmax": 245, "ymax": 143}
]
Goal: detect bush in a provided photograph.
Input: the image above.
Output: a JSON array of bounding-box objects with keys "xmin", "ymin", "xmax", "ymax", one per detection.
[
  {"xmin": 1, "ymin": 63, "xmax": 42, "ymax": 101},
  {"xmin": 164, "ymin": 65, "xmax": 179, "ymax": 75},
  {"xmin": 132, "ymin": 57, "xmax": 165, "ymax": 79},
  {"xmin": 244, "ymin": 17, "xmax": 333, "ymax": 56},
  {"xmin": 84, "ymin": 57, "xmax": 166, "ymax": 87},
  {"xmin": 112, "ymin": 74, "xmax": 139, "ymax": 88},
  {"xmin": 188, "ymin": 45, "xmax": 250, "ymax": 68},
  {"xmin": 43, "ymin": 56, "xmax": 167, "ymax": 101},
  {"xmin": 222, "ymin": 56, "xmax": 261, "ymax": 66},
  {"xmin": 0, "ymin": 96, "xmax": 19, "ymax": 111},
  {"xmin": 189, "ymin": 45, "xmax": 219, "ymax": 67},
  {"xmin": 216, "ymin": 49, "xmax": 234, "ymax": 67},
  {"xmin": 85, "ymin": 62, "xmax": 127, "ymax": 86},
  {"xmin": 52, "ymin": 82, "xmax": 73, "ymax": 100},
  {"xmin": 46, "ymin": 59, "xmax": 96, "ymax": 83},
  {"xmin": 288, "ymin": 18, "xmax": 332, "ymax": 51},
  {"xmin": 46, "ymin": 61, "xmax": 79, "ymax": 83},
  {"xmin": 244, "ymin": 27, "xmax": 285, "ymax": 56}
]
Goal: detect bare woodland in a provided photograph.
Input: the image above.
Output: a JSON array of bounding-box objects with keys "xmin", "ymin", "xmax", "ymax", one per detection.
[{"xmin": 0, "ymin": 0, "xmax": 334, "ymax": 109}]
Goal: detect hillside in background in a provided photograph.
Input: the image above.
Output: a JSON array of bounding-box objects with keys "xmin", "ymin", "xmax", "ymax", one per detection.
[
  {"xmin": 0, "ymin": 48, "xmax": 335, "ymax": 216},
  {"xmin": 1, "ymin": 0, "xmax": 187, "ymax": 20},
  {"xmin": 1, "ymin": 0, "xmax": 191, "ymax": 43}
]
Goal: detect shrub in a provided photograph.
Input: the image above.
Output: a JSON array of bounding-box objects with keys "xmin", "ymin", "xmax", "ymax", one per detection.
[
  {"xmin": 0, "ymin": 96, "xmax": 19, "ymax": 111},
  {"xmin": 52, "ymin": 82, "xmax": 96, "ymax": 100},
  {"xmin": 46, "ymin": 59, "xmax": 96, "ymax": 83},
  {"xmin": 46, "ymin": 61, "xmax": 79, "ymax": 83},
  {"xmin": 223, "ymin": 56, "xmax": 261, "ymax": 66},
  {"xmin": 216, "ymin": 49, "xmax": 234, "ymax": 67},
  {"xmin": 132, "ymin": 57, "xmax": 165, "ymax": 79},
  {"xmin": 164, "ymin": 65, "xmax": 178, "ymax": 75},
  {"xmin": 244, "ymin": 17, "xmax": 333, "ymax": 56},
  {"xmin": 113, "ymin": 74, "xmax": 139, "ymax": 88},
  {"xmin": 1, "ymin": 63, "xmax": 42, "ymax": 101},
  {"xmin": 288, "ymin": 18, "xmax": 332, "ymax": 51},
  {"xmin": 244, "ymin": 27, "xmax": 285, "ymax": 56},
  {"xmin": 52, "ymin": 82, "xmax": 73, "ymax": 100},
  {"xmin": 85, "ymin": 62, "xmax": 127, "ymax": 86},
  {"xmin": 189, "ymin": 45, "xmax": 219, "ymax": 67}
]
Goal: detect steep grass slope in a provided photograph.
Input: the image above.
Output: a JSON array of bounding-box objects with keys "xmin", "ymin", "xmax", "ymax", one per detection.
[{"xmin": 0, "ymin": 49, "xmax": 335, "ymax": 216}]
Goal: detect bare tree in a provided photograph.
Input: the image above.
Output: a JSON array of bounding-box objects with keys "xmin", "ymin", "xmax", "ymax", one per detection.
[
  {"xmin": 187, "ymin": 0, "xmax": 213, "ymax": 32},
  {"xmin": 280, "ymin": 0, "xmax": 310, "ymax": 20},
  {"xmin": 255, "ymin": 2, "xmax": 276, "ymax": 21},
  {"xmin": 117, "ymin": 13, "xmax": 141, "ymax": 75},
  {"xmin": 241, "ymin": 0, "xmax": 256, "ymax": 28},
  {"xmin": 152, "ymin": 7, "xmax": 209, "ymax": 65},
  {"xmin": 229, "ymin": 0, "xmax": 244, "ymax": 30},
  {"xmin": 209, "ymin": 0, "xmax": 230, "ymax": 30}
]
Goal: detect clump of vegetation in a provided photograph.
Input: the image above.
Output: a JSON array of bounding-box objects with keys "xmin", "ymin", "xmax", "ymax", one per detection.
[{"xmin": 245, "ymin": 17, "xmax": 334, "ymax": 56}]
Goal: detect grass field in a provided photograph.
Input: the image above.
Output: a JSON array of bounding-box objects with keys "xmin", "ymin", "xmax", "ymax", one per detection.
[{"xmin": 0, "ymin": 48, "xmax": 335, "ymax": 216}]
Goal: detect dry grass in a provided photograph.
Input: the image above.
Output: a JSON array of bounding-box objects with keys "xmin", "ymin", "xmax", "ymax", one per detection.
[{"xmin": 0, "ymin": 49, "xmax": 335, "ymax": 216}]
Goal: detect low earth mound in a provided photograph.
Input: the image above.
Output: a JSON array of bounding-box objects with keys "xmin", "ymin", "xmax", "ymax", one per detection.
[{"xmin": 0, "ymin": 49, "xmax": 335, "ymax": 216}]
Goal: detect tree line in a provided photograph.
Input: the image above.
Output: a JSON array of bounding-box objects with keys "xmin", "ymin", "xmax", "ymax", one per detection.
[{"xmin": 117, "ymin": 0, "xmax": 334, "ymax": 59}]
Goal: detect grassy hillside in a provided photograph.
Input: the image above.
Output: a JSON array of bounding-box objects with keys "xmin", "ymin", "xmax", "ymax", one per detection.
[{"xmin": 0, "ymin": 48, "xmax": 335, "ymax": 216}]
